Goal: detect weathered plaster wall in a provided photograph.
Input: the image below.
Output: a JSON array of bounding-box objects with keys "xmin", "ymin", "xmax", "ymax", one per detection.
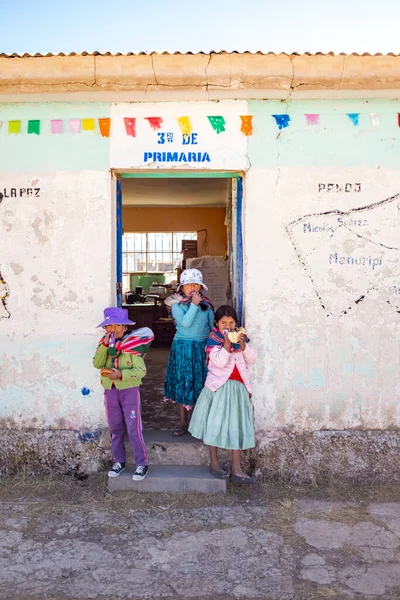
[
  {"xmin": 0, "ymin": 104, "xmax": 113, "ymax": 451},
  {"xmin": 1, "ymin": 96, "xmax": 400, "ymax": 478},
  {"xmin": 245, "ymin": 99, "xmax": 400, "ymax": 442},
  {"xmin": 0, "ymin": 170, "xmax": 113, "ymax": 430}
]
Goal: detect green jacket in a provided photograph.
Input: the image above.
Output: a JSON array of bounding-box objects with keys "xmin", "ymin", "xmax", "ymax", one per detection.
[{"xmin": 93, "ymin": 343, "xmax": 146, "ymax": 390}]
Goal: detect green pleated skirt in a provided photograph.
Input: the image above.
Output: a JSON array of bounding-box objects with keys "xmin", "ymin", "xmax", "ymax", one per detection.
[{"xmin": 188, "ymin": 380, "xmax": 255, "ymax": 450}]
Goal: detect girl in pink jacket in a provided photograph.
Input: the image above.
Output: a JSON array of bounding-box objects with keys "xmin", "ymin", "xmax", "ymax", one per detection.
[{"xmin": 189, "ymin": 305, "xmax": 257, "ymax": 484}]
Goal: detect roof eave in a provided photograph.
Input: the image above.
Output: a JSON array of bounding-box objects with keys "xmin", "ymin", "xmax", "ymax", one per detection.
[{"xmin": 1, "ymin": 53, "xmax": 400, "ymax": 95}]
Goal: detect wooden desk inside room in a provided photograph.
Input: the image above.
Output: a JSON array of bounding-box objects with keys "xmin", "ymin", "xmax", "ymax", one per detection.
[{"xmin": 123, "ymin": 298, "xmax": 175, "ymax": 343}]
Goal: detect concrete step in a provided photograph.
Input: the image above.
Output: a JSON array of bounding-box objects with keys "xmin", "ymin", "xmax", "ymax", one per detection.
[
  {"xmin": 124, "ymin": 430, "xmax": 222, "ymax": 466},
  {"xmin": 108, "ymin": 465, "xmax": 227, "ymax": 493},
  {"xmin": 144, "ymin": 430, "xmax": 214, "ymax": 466}
]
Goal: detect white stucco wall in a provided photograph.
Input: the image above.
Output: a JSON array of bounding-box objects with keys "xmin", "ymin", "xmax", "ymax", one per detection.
[
  {"xmin": 1, "ymin": 97, "xmax": 400, "ymax": 442},
  {"xmin": 245, "ymin": 167, "xmax": 400, "ymax": 439},
  {"xmin": 0, "ymin": 170, "xmax": 113, "ymax": 429}
]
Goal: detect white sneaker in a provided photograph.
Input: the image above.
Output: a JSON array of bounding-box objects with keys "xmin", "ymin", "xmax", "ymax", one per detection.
[
  {"xmin": 132, "ymin": 466, "xmax": 149, "ymax": 481},
  {"xmin": 108, "ymin": 462, "xmax": 125, "ymax": 478}
]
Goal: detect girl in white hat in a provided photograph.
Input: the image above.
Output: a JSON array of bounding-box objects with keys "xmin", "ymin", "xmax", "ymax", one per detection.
[{"xmin": 164, "ymin": 269, "xmax": 214, "ymax": 436}]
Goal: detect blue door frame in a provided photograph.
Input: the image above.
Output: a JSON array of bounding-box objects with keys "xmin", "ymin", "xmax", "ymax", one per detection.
[
  {"xmin": 116, "ymin": 180, "xmax": 123, "ymax": 307},
  {"xmin": 235, "ymin": 177, "xmax": 244, "ymax": 324},
  {"xmin": 115, "ymin": 174, "xmax": 244, "ymax": 321}
]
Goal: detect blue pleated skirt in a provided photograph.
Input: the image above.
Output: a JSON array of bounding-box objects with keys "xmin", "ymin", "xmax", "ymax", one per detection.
[
  {"xmin": 189, "ymin": 380, "xmax": 255, "ymax": 450},
  {"xmin": 163, "ymin": 339, "xmax": 208, "ymax": 409}
]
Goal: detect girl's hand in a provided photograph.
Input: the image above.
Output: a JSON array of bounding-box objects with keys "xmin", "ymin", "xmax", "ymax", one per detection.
[
  {"xmin": 103, "ymin": 332, "xmax": 110, "ymax": 345},
  {"xmin": 223, "ymin": 332, "xmax": 232, "ymax": 351},
  {"xmin": 191, "ymin": 291, "xmax": 202, "ymax": 306},
  {"xmin": 106, "ymin": 368, "xmax": 122, "ymax": 381},
  {"xmin": 239, "ymin": 334, "xmax": 246, "ymax": 351}
]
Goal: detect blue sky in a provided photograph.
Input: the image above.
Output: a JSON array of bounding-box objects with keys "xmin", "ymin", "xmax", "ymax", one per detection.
[{"xmin": 0, "ymin": 0, "xmax": 399, "ymax": 55}]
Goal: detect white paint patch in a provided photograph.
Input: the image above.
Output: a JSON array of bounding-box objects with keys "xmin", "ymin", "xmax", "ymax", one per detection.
[{"xmin": 110, "ymin": 100, "xmax": 249, "ymax": 170}]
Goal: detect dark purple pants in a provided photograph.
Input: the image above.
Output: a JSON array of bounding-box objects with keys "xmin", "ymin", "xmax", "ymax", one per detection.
[{"xmin": 104, "ymin": 386, "xmax": 148, "ymax": 466}]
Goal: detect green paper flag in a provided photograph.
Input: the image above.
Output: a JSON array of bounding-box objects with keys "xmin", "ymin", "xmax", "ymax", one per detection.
[
  {"xmin": 28, "ymin": 120, "xmax": 40, "ymax": 135},
  {"xmin": 8, "ymin": 120, "xmax": 21, "ymax": 135},
  {"xmin": 207, "ymin": 116, "xmax": 226, "ymax": 134}
]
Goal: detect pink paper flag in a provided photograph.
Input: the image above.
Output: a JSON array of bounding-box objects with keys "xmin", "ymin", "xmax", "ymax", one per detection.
[
  {"xmin": 305, "ymin": 114, "xmax": 320, "ymax": 125},
  {"xmin": 69, "ymin": 119, "xmax": 81, "ymax": 134},
  {"xmin": 51, "ymin": 120, "xmax": 63, "ymax": 134}
]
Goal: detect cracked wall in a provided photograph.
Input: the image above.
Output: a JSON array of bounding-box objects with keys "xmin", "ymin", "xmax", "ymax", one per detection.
[
  {"xmin": 246, "ymin": 98, "xmax": 400, "ymax": 437},
  {"xmin": 0, "ymin": 97, "xmax": 400, "ymax": 474}
]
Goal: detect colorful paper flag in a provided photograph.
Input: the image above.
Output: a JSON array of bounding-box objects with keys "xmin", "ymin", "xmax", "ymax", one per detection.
[
  {"xmin": 207, "ymin": 116, "xmax": 226, "ymax": 134},
  {"xmin": 51, "ymin": 119, "xmax": 63, "ymax": 134},
  {"xmin": 398, "ymin": 113, "xmax": 400, "ymax": 128},
  {"xmin": 240, "ymin": 116, "xmax": 253, "ymax": 136},
  {"xmin": 99, "ymin": 118, "xmax": 111, "ymax": 138},
  {"xmin": 124, "ymin": 117, "xmax": 136, "ymax": 137},
  {"xmin": 272, "ymin": 114, "xmax": 290, "ymax": 130},
  {"xmin": 370, "ymin": 113, "xmax": 380, "ymax": 127},
  {"xmin": 27, "ymin": 120, "xmax": 40, "ymax": 135},
  {"xmin": 347, "ymin": 113, "xmax": 359, "ymax": 126},
  {"xmin": 305, "ymin": 114, "xmax": 320, "ymax": 125},
  {"xmin": 177, "ymin": 116, "xmax": 192, "ymax": 136},
  {"xmin": 69, "ymin": 119, "xmax": 81, "ymax": 134},
  {"xmin": 8, "ymin": 120, "xmax": 21, "ymax": 135},
  {"xmin": 82, "ymin": 118, "xmax": 95, "ymax": 132},
  {"xmin": 145, "ymin": 117, "xmax": 163, "ymax": 130}
]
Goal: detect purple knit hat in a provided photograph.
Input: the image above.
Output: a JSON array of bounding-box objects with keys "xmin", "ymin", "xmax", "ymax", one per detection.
[{"xmin": 97, "ymin": 307, "xmax": 135, "ymax": 328}]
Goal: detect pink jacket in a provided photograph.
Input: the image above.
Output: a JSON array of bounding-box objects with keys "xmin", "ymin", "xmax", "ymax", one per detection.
[{"xmin": 204, "ymin": 343, "xmax": 257, "ymax": 394}]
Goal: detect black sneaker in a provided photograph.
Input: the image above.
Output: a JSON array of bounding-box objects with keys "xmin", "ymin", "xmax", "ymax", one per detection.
[
  {"xmin": 132, "ymin": 465, "xmax": 149, "ymax": 481},
  {"xmin": 108, "ymin": 461, "xmax": 126, "ymax": 478}
]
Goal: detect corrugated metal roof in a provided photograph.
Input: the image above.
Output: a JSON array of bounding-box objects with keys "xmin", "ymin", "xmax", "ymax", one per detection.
[{"xmin": 1, "ymin": 50, "xmax": 399, "ymax": 58}]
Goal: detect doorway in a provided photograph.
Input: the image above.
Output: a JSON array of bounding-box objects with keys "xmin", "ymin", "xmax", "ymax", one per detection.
[{"xmin": 116, "ymin": 174, "xmax": 243, "ymax": 431}]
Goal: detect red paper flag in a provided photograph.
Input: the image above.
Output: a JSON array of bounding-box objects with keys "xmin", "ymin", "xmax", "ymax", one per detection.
[
  {"xmin": 99, "ymin": 118, "xmax": 111, "ymax": 138},
  {"xmin": 145, "ymin": 117, "xmax": 163, "ymax": 130},
  {"xmin": 124, "ymin": 117, "xmax": 136, "ymax": 137},
  {"xmin": 398, "ymin": 113, "xmax": 400, "ymax": 127},
  {"xmin": 240, "ymin": 115, "xmax": 253, "ymax": 136}
]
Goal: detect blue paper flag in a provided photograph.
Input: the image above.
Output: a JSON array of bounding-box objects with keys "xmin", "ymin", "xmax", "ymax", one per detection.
[
  {"xmin": 272, "ymin": 114, "xmax": 291, "ymax": 130},
  {"xmin": 347, "ymin": 113, "xmax": 360, "ymax": 126}
]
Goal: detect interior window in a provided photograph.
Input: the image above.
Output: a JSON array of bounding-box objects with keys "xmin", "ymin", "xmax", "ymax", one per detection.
[{"xmin": 122, "ymin": 232, "xmax": 197, "ymax": 290}]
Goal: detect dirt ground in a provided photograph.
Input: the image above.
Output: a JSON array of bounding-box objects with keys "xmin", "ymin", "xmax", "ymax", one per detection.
[{"xmin": 1, "ymin": 474, "xmax": 400, "ymax": 600}]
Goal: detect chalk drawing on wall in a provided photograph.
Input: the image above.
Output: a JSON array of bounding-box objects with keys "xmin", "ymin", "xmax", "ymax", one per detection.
[
  {"xmin": 286, "ymin": 192, "xmax": 400, "ymax": 317},
  {"xmin": 0, "ymin": 271, "xmax": 11, "ymax": 319}
]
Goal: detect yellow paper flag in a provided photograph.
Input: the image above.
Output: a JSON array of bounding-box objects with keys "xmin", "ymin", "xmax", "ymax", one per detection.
[
  {"xmin": 8, "ymin": 120, "xmax": 21, "ymax": 135},
  {"xmin": 177, "ymin": 116, "xmax": 192, "ymax": 136},
  {"xmin": 82, "ymin": 118, "xmax": 95, "ymax": 131}
]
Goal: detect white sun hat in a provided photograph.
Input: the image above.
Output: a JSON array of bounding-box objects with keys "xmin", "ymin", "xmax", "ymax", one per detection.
[{"xmin": 177, "ymin": 268, "xmax": 208, "ymax": 291}]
